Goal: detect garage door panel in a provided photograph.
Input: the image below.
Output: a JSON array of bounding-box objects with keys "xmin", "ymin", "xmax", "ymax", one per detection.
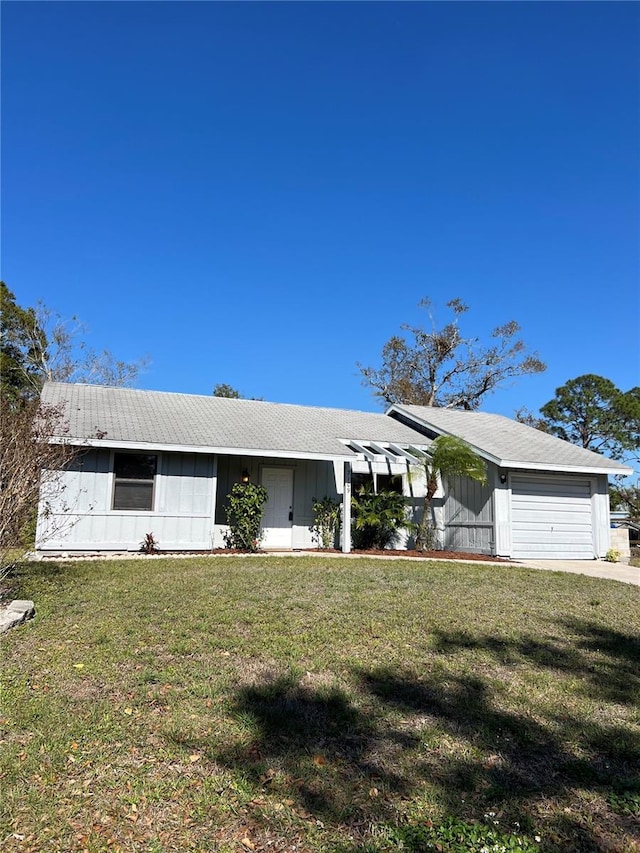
[
  {"xmin": 512, "ymin": 512, "xmax": 591, "ymax": 526},
  {"xmin": 512, "ymin": 523, "xmax": 592, "ymax": 536},
  {"xmin": 511, "ymin": 475, "xmax": 594, "ymax": 560},
  {"xmin": 513, "ymin": 495, "xmax": 591, "ymax": 507},
  {"xmin": 513, "ymin": 484, "xmax": 591, "ymax": 499},
  {"xmin": 512, "ymin": 505, "xmax": 591, "ymax": 528},
  {"xmin": 512, "ymin": 527, "xmax": 593, "ymax": 541},
  {"xmin": 513, "ymin": 541, "xmax": 594, "ymax": 556}
]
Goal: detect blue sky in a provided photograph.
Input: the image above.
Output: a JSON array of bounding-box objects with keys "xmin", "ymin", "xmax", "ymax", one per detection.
[{"xmin": 2, "ymin": 1, "xmax": 638, "ymax": 416}]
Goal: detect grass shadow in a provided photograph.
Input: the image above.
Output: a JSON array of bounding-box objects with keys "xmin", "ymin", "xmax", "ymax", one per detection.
[
  {"xmin": 213, "ymin": 634, "xmax": 640, "ymax": 850},
  {"xmin": 213, "ymin": 672, "xmax": 417, "ymax": 825},
  {"xmin": 431, "ymin": 618, "xmax": 640, "ymax": 706}
]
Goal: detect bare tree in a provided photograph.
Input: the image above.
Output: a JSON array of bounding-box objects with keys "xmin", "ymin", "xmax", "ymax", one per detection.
[
  {"xmin": 359, "ymin": 297, "xmax": 546, "ymax": 410},
  {"xmin": 23, "ymin": 302, "xmax": 148, "ymax": 389},
  {"xmin": 0, "ymin": 400, "xmax": 80, "ymax": 573},
  {"xmin": 1, "ymin": 286, "xmax": 145, "ymax": 573}
]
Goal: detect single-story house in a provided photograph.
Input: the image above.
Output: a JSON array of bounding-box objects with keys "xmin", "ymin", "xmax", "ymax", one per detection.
[{"xmin": 36, "ymin": 382, "xmax": 632, "ymax": 560}]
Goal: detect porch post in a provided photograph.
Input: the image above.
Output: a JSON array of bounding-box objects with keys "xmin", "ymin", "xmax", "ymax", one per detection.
[
  {"xmin": 209, "ymin": 454, "xmax": 218, "ymax": 549},
  {"xmin": 342, "ymin": 460, "xmax": 352, "ymax": 553}
]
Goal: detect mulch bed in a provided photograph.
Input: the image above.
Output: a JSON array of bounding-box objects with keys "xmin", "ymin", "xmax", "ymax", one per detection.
[
  {"xmin": 35, "ymin": 548, "xmax": 512, "ymax": 563},
  {"xmin": 298, "ymin": 548, "xmax": 513, "ymax": 563},
  {"xmin": 358, "ymin": 549, "xmax": 512, "ymax": 562}
]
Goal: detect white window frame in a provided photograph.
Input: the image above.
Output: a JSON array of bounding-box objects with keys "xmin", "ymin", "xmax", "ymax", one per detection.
[{"xmin": 110, "ymin": 450, "xmax": 160, "ymax": 512}]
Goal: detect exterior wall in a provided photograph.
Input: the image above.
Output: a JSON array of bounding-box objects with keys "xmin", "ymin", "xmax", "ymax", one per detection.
[
  {"xmin": 493, "ymin": 467, "xmax": 512, "ymax": 557},
  {"xmin": 442, "ymin": 465, "xmax": 495, "ymax": 555},
  {"xmin": 37, "ymin": 448, "xmax": 216, "ymax": 552},
  {"xmin": 37, "ymin": 446, "xmax": 615, "ymax": 559},
  {"xmin": 212, "ymin": 455, "xmax": 339, "ymax": 549},
  {"xmin": 38, "ymin": 450, "xmax": 342, "ymax": 553}
]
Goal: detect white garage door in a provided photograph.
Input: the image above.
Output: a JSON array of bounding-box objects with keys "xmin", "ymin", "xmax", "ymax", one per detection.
[{"xmin": 511, "ymin": 475, "xmax": 594, "ymax": 560}]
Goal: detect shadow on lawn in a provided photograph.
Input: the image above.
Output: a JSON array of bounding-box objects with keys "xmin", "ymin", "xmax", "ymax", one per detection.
[
  {"xmin": 213, "ymin": 620, "xmax": 640, "ymax": 852},
  {"xmin": 431, "ymin": 618, "xmax": 640, "ymax": 707},
  {"xmin": 215, "ymin": 672, "xmax": 418, "ymax": 822}
]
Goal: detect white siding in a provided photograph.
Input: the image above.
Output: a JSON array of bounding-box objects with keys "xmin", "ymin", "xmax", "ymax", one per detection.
[
  {"xmin": 510, "ymin": 474, "xmax": 595, "ymax": 559},
  {"xmin": 37, "ymin": 449, "xmax": 216, "ymax": 552}
]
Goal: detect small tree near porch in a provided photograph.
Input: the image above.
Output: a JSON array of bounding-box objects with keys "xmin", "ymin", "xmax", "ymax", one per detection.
[{"xmin": 412, "ymin": 435, "xmax": 487, "ymax": 551}]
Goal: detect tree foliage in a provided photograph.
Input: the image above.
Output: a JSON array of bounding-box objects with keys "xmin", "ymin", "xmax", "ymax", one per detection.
[
  {"xmin": 539, "ymin": 374, "xmax": 639, "ymax": 461},
  {"xmin": 213, "ymin": 383, "xmax": 242, "ymax": 398},
  {"xmin": 351, "ymin": 486, "xmax": 410, "ymax": 550},
  {"xmin": 1, "ymin": 282, "xmax": 147, "ymax": 404},
  {"xmin": 610, "ymin": 485, "xmax": 640, "ymax": 523},
  {"xmin": 1, "ymin": 282, "xmax": 47, "ymax": 404},
  {"xmin": 412, "ymin": 435, "xmax": 487, "ymax": 551},
  {"xmin": 359, "ymin": 297, "xmax": 546, "ymax": 410},
  {"xmin": 0, "ymin": 285, "xmax": 148, "ymax": 566},
  {"xmin": 213, "ymin": 383, "xmax": 264, "ymax": 401}
]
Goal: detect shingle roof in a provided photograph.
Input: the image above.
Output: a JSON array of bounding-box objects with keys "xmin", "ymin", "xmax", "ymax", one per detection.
[
  {"xmin": 390, "ymin": 404, "xmax": 631, "ymax": 474},
  {"xmin": 41, "ymin": 384, "xmax": 630, "ymax": 474},
  {"xmin": 41, "ymin": 383, "xmax": 431, "ymax": 459}
]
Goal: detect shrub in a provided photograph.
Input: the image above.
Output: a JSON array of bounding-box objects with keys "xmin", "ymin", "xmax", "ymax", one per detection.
[
  {"xmin": 351, "ymin": 485, "xmax": 411, "ymax": 550},
  {"xmin": 224, "ymin": 482, "xmax": 269, "ymax": 551},
  {"xmin": 310, "ymin": 496, "xmax": 341, "ymax": 549},
  {"xmin": 139, "ymin": 532, "xmax": 159, "ymax": 554}
]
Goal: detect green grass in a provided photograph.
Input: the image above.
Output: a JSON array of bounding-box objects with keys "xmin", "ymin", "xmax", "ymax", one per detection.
[{"xmin": 1, "ymin": 556, "xmax": 639, "ymax": 853}]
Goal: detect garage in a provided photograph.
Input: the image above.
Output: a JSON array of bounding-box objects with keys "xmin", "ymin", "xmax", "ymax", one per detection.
[{"xmin": 511, "ymin": 474, "xmax": 594, "ymax": 559}]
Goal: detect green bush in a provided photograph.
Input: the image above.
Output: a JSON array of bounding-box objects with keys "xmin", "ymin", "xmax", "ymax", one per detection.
[
  {"xmin": 310, "ymin": 496, "xmax": 341, "ymax": 549},
  {"xmin": 351, "ymin": 485, "xmax": 411, "ymax": 550},
  {"xmin": 223, "ymin": 482, "xmax": 269, "ymax": 551}
]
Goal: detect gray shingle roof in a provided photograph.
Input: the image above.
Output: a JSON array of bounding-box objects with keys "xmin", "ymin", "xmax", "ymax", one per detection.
[
  {"xmin": 390, "ymin": 404, "xmax": 631, "ymax": 474},
  {"xmin": 41, "ymin": 383, "xmax": 431, "ymax": 459}
]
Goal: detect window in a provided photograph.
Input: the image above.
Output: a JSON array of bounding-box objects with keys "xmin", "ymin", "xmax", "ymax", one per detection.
[
  {"xmin": 351, "ymin": 472, "xmax": 403, "ymax": 495},
  {"xmin": 112, "ymin": 453, "xmax": 157, "ymax": 511}
]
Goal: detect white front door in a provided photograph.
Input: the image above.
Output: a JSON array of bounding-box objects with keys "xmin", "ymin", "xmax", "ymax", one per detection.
[{"xmin": 261, "ymin": 467, "xmax": 294, "ymax": 549}]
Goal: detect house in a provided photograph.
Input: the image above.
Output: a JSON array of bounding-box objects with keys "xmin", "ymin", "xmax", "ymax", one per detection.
[
  {"xmin": 36, "ymin": 382, "xmax": 632, "ymax": 560},
  {"xmin": 387, "ymin": 404, "xmax": 632, "ymax": 559}
]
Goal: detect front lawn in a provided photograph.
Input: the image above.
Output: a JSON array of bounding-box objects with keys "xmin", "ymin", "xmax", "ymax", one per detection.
[{"xmin": 1, "ymin": 556, "xmax": 639, "ymax": 852}]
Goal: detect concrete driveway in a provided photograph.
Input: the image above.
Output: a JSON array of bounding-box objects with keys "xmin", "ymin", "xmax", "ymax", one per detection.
[{"xmin": 514, "ymin": 559, "xmax": 640, "ymax": 586}]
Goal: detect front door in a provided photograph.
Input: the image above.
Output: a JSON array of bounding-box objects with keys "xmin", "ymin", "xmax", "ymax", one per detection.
[{"xmin": 261, "ymin": 467, "xmax": 294, "ymax": 549}]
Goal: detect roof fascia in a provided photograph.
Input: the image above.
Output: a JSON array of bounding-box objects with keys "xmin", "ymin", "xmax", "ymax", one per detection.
[
  {"xmin": 502, "ymin": 460, "xmax": 634, "ymax": 475},
  {"xmin": 51, "ymin": 437, "xmax": 353, "ymax": 463}
]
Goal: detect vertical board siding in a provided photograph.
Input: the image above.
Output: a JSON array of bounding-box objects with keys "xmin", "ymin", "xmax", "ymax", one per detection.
[
  {"xmin": 292, "ymin": 459, "xmax": 338, "ymax": 549},
  {"xmin": 443, "ymin": 474, "xmax": 494, "ymax": 554},
  {"xmin": 162, "ymin": 454, "xmax": 213, "ymax": 515},
  {"xmin": 38, "ymin": 450, "xmax": 216, "ymax": 551},
  {"xmin": 213, "ymin": 457, "xmax": 338, "ymax": 548},
  {"xmin": 591, "ymin": 475, "xmax": 611, "ymax": 558}
]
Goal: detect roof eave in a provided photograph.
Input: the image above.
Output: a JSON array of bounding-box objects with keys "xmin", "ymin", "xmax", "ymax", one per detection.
[
  {"xmin": 386, "ymin": 405, "xmax": 633, "ymax": 476},
  {"xmin": 51, "ymin": 437, "xmax": 354, "ymax": 463},
  {"xmin": 386, "ymin": 405, "xmax": 502, "ymax": 465},
  {"xmin": 500, "ymin": 460, "xmax": 633, "ymax": 476}
]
